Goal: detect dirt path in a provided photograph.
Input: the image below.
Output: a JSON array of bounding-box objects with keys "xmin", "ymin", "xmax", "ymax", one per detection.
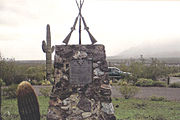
[
  {"xmin": 32, "ymin": 85, "xmax": 180, "ymax": 101},
  {"xmin": 111, "ymin": 86, "xmax": 180, "ymax": 101},
  {"xmin": 32, "ymin": 85, "xmax": 52, "ymax": 96},
  {"xmin": 170, "ymin": 77, "xmax": 180, "ymax": 83}
]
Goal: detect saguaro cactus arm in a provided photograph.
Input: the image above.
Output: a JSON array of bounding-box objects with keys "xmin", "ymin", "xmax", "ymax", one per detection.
[
  {"xmin": 42, "ymin": 40, "xmax": 47, "ymax": 53},
  {"xmin": 17, "ymin": 81, "xmax": 40, "ymax": 120}
]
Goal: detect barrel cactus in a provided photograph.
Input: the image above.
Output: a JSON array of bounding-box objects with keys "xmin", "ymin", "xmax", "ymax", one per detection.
[
  {"xmin": 17, "ymin": 81, "xmax": 40, "ymax": 120},
  {"xmin": 42, "ymin": 24, "xmax": 54, "ymax": 81}
]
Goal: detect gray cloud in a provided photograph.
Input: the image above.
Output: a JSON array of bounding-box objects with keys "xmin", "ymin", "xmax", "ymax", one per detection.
[{"xmin": 0, "ymin": 0, "xmax": 39, "ymax": 26}]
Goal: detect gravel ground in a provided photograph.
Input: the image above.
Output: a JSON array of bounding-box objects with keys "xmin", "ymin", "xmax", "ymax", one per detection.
[{"xmin": 32, "ymin": 85, "xmax": 180, "ymax": 101}]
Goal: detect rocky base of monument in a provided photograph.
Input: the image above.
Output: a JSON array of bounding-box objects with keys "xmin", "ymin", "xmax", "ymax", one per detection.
[{"xmin": 47, "ymin": 45, "xmax": 116, "ymax": 120}]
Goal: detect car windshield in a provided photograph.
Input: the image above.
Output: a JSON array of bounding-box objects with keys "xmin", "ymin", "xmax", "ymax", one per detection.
[{"xmin": 108, "ymin": 67, "xmax": 122, "ymax": 72}]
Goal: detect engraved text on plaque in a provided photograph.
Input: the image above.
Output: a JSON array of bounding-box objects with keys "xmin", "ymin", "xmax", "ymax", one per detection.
[{"xmin": 70, "ymin": 60, "xmax": 92, "ymax": 85}]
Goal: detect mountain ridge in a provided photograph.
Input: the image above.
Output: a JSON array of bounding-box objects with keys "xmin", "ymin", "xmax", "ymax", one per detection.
[{"xmin": 112, "ymin": 40, "xmax": 180, "ymax": 59}]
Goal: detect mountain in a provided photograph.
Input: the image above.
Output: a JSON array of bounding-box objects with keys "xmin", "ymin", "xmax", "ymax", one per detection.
[{"xmin": 113, "ymin": 40, "xmax": 180, "ymax": 59}]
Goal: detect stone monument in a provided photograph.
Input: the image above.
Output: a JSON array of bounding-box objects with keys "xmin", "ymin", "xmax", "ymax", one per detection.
[{"xmin": 47, "ymin": 0, "xmax": 116, "ymax": 119}]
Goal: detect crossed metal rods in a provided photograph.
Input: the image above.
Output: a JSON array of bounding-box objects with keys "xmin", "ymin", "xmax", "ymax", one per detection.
[{"xmin": 63, "ymin": 0, "xmax": 97, "ymax": 45}]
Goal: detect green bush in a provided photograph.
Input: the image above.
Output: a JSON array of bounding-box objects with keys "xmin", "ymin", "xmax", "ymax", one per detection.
[
  {"xmin": 125, "ymin": 75, "xmax": 138, "ymax": 85},
  {"xmin": 150, "ymin": 96, "xmax": 167, "ymax": 101},
  {"xmin": 40, "ymin": 80, "xmax": 51, "ymax": 86},
  {"xmin": 0, "ymin": 78, "xmax": 6, "ymax": 86},
  {"xmin": 169, "ymin": 72, "xmax": 180, "ymax": 77},
  {"xmin": 136, "ymin": 79, "xmax": 167, "ymax": 87},
  {"xmin": 29, "ymin": 80, "xmax": 40, "ymax": 85},
  {"xmin": 14, "ymin": 74, "xmax": 27, "ymax": 84},
  {"xmin": 135, "ymin": 78, "xmax": 153, "ymax": 87},
  {"xmin": 152, "ymin": 81, "xmax": 166, "ymax": 87},
  {"xmin": 169, "ymin": 83, "xmax": 180, "ymax": 88},
  {"xmin": 39, "ymin": 87, "xmax": 52, "ymax": 97},
  {"xmin": 119, "ymin": 82, "xmax": 140, "ymax": 99},
  {"xmin": 2, "ymin": 84, "xmax": 18, "ymax": 99}
]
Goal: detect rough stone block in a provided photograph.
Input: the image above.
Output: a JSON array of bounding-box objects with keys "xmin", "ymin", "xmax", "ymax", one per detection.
[{"xmin": 47, "ymin": 45, "xmax": 116, "ymax": 120}]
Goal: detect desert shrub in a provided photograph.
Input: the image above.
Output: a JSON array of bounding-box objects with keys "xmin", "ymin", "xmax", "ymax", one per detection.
[
  {"xmin": 25, "ymin": 67, "xmax": 45, "ymax": 82},
  {"xmin": 118, "ymin": 58, "xmax": 180, "ymax": 81},
  {"xmin": 2, "ymin": 84, "xmax": 18, "ymax": 99},
  {"xmin": 0, "ymin": 59, "xmax": 16, "ymax": 85},
  {"xmin": 153, "ymin": 115, "xmax": 167, "ymax": 120},
  {"xmin": 14, "ymin": 74, "xmax": 27, "ymax": 84},
  {"xmin": 39, "ymin": 87, "xmax": 51, "ymax": 97},
  {"xmin": 0, "ymin": 78, "xmax": 6, "ymax": 86},
  {"xmin": 152, "ymin": 81, "xmax": 166, "ymax": 87},
  {"xmin": 112, "ymin": 79, "xmax": 118, "ymax": 83},
  {"xmin": 135, "ymin": 78, "xmax": 153, "ymax": 87},
  {"xmin": 125, "ymin": 75, "xmax": 138, "ymax": 85},
  {"xmin": 29, "ymin": 80, "xmax": 39, "ymax": 85},
  {"xmin": 119, "ymin": 82, "xmax": 140, "ymax": 99},
  {"xmin": 169, "ymin": 83, "xmax": 180, "ymax": 88},
  {"xmin": 150, "ymin": 96, "xmax": 167, "ymax": 101},
  {"xmin": 40, "ymin": 80, "xmax": 51, "ymax": 86},
  {"xmin": 133, "ymin": 102, "xmax": 147, "ymax": 109},
  {"xmin": 169, "ymin": 72, "xmax": 180, "ymax": 77}
]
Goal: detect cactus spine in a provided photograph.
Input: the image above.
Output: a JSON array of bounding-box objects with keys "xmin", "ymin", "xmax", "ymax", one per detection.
[
  {"xmin": 42, "ymin": 24, "xmax": 54, "ymax": 81},
  {"xmin": 17, "ymin": 81, "xmax": 40, "ymax": 120}
]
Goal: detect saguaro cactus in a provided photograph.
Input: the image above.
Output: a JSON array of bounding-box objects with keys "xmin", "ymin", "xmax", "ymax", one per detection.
[
  {"xmin": 42, "ymin": 24, "xmax": 54, "ymax": 81},
  {"xmin": 17, "ymin": 81, "xmax": 40, "ymax": 120}
]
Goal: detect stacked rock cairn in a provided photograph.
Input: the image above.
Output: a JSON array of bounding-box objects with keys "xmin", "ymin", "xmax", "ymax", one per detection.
[{"xmin": 47, "ymin": 45, "xmax": 116, "ymax": 120}]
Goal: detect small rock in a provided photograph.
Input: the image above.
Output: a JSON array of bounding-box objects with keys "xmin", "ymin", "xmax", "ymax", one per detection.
[
  {"xmin": 77, "ymin": 97, "xmax": 91, "ymax": 112},
  {"xmin": 100, "ymin": 88, "xmax": 111, "ymax": 96},
  {"xmin": 94, "ymin": 68, "xmax": 104, "ymax": 76},
  {"xmin": 101, "ymin": 84, "xmax": 111, "ymax": 89},
  {"xmin": 61, "ymin": 106, "xmax": 69, "ymax": 111},
  {"xmin": 49, "ymin": 99, "xmax": 62, "ymax": 107},
  {"xmin": 80, "ymin": 51, "xmax": 88, "ymax": 58},
  {"xmin": 69, "ymin": 94, "xmax": 79, "ymax": 103},
  {"xmin": 47, "ymin": 108, "xmax": 62, "ymax": 119},
  {"xmin": 82, "ymin": 112, "xmax": 92, "ymax": 118},
  {"xmin": 102, "ymin": 79, "xmax": 109, "ymax": 84},
  {"xmin": 93, "ymin": 76, "xmax": 100, "ymax": 79},
  {"xmin": 55, "ymin": 55, "xmax": 62, "ymax": 63},
  {"xmin": 62, "ymin": 98, "xmax": 70, "ymax": 106},
  {"xmin": 101, "ymin": 103, "xmax": 114, "ymax": 114},
  {"xmin": 62, "ymin": 75, "xmax": 68, "ymax": 81},
  {"xmin": 93, "ymin": 63, "xmax": 99, "ymax": 68},
  {"xmin": 73, "ymin": 51, "xmax": 87, "ymax": 59},
  {"xmin": 93, "ymin": 78, "xmax": 101, "ymax": 85}
]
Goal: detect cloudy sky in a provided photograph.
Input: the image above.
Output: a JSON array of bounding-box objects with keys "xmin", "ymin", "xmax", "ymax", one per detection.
[{"xmin": 0, "ymin": 0, "xmax": 180, "ymax": 60}]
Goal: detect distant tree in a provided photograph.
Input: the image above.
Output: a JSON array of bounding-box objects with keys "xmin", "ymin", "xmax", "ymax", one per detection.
[
  {"xmin": 117, "ymin": 58, "xmax": 180, "ymax": 81},
  {"xmin": 139, "ymin": 54, "xmax": 145, "ymax": 63},
  {"xmin": 25, "ymin": 66, "xmax": 45, "ymax": 82},
  {"xmin": 0, "ymin": 53, "xmax": 46, "ymax": 86},
  {"xmin": 0, "ymin": 57, "xmax": 16, "ymax": 85}
]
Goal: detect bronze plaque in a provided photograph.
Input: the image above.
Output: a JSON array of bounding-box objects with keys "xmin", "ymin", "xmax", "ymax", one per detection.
[{"xmin": 70, "ymin": 60, "xmax": 92, "ymax": 85}]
